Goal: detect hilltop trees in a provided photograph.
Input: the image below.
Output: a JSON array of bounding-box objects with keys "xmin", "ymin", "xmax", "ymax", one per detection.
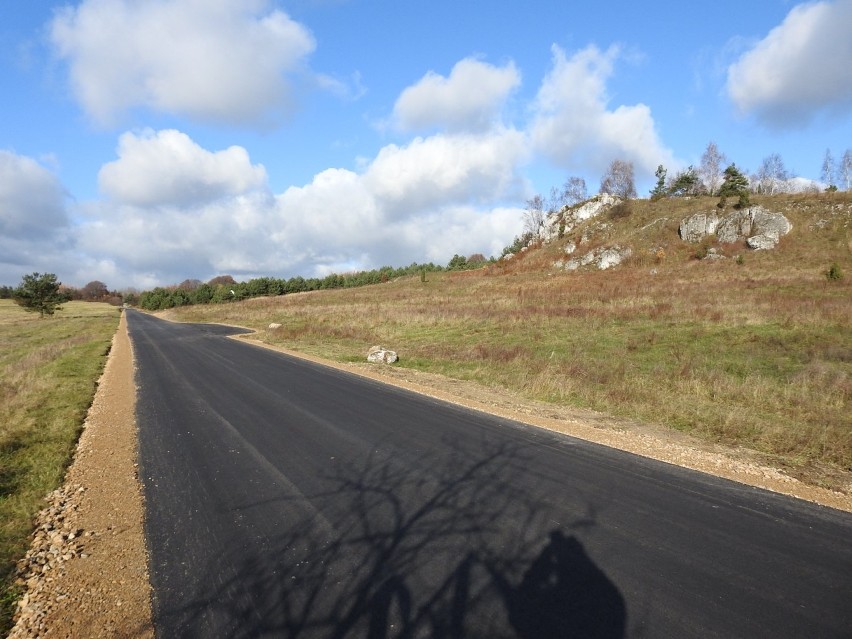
[
  {"xmin": 599, "ymin": 159, "xmax": 636, "ymax": 198},
  {"xmin": 562, "ymin": 176, "xmax": 588, "ymax": 205},
  {"xmin": 522, "ymin": 194, "xmax": 546, "ymax": 237},
  {"xmin": 524, "ymin": 176, "xmax": 589, "ymax": 239},
  {"xmin": 823, "ymin": 148, "xmax": 852, "ymax": 191},
  {"xmin": 842, "ymin": 150, "xmax": 852, "ymax": 191},
  {"xmin": 699, "ymin": 142, "xmax": 726, "ymax": 195},
  {"xmin": 821, "ymin": 149, "xmax": 836, "ymax": 190},
  {"xmin": 718, "ymin": 164, "xmax": 750, "ymax": 209},
  {"xmin": 13, "ymin": 272, "xmax": 64, "ymax": 318},
  {"xmin": 650, "ymin": 165, "xmax": 667, "ymax": 200},
  {"xmin": 755, "ymin": 153, "xmax": 789, "ymax": 195},
  {"xmin": 668, "ymin": 166, "xmax": 702, "ymax": 197}
]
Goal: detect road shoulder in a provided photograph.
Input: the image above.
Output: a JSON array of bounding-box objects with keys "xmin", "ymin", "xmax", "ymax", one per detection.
[{"xmin": 8, "ymin": 312, "xmax": 154, "ymax": 638}]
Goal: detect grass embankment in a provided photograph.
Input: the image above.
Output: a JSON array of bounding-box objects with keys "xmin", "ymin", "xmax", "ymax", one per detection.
[
  {"xmin": 0, "ymin": 300, "xmax": 120, "ymax": 631},
  {"xmin": 168, "ymin": 193, "xmax": 851, "ymax": 486}
]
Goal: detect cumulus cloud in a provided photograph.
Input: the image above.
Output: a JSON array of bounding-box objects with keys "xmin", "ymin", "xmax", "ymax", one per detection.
[
  {"xmin": 363, "ymin": 129, "xmax": 528, "ymax": 216},
  {"xmin": 49, "ymin": 0, "xmax": 316, "ymax": 126},
  {"xmin": 0, "ymin": 151, "xmax": 69, "ymax": 237},
  {"xmin": 0, "ymin": 151, "xmax": 74, "ymax": 284},
  {"xmin": 393, "ymin": 58, "xmax": 521, "ymax": 132},
  {"xmin": 529, "ymin": 44, "xmax": 674, "ymax": 176},
  {"xmin": 75, "ymin": 127, "xmax": 525, "ymax": 287},
  {"xmin": 76, "ymin": 191, "xmax": 283, "ymax": 286},
  {"xmin": 98, "ymin": 129, "xmax": 267, "ymax": 206},
  {"xmin": 726, "ymin": 0, "xmax": 852, "ymax": 127}
]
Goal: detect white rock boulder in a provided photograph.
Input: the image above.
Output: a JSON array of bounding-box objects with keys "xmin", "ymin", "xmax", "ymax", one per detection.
[{"xmin": 367, "ymin": 346, "xmax": 398, "ymax": 364}]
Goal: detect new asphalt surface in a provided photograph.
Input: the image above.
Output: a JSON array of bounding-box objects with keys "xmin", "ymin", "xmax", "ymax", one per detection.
[{"xmin": 127, "ymin": 310, "xmax": 852, "ymax": 638}]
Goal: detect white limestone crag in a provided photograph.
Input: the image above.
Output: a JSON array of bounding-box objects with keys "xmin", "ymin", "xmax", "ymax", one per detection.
[{"xmin": 679, "ymin": 206, "xmax": 791, "ymax": 249}]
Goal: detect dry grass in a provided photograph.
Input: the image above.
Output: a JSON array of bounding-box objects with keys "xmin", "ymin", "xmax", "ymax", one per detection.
[
  {"xmin": 0, "ymin": 301, "xmax": 120, "ymax": 629},
  {"xmin": 167, "ymin": 193, "xmax": 852, "ymax": 481}
]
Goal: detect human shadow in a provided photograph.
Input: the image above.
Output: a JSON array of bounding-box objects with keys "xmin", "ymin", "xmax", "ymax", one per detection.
[
  {"xmin": 153, "ymin": 437, "xmax": 626, "ymax": 638},
  {"xmin": 489, "ymin": 530, "xmax": 626, "ymax": 638}
]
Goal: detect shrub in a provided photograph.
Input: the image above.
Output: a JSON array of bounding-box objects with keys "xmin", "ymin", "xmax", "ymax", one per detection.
[
  {"xmin": 825, "ymin": 262, "xmax": 844, "ymax": 281},
  {"xmin": 692, "ymin": 242, "xmax": 712, "ymax": 260},
  {"xmin": 608, "ymin": 201, "xmax": 633, "ymax": 220}
]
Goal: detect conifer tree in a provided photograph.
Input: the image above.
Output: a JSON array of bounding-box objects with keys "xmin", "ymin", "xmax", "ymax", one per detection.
[
  {"xmin": 717, "ymin": 164, "xmax": 750, "ymax": 209},
  {"xmin": 13, "ymin": 272, "xmax": 64, "ymax": 318}
]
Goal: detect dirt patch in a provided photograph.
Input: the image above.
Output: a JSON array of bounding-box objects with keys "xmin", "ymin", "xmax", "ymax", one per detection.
[
  {"xmin": 8, "ymin": 313, "xmax": 153, "ymax": 638},
  {"xmin": 8, "ymin": 314, "xmax": 851, "ymax": 636}
]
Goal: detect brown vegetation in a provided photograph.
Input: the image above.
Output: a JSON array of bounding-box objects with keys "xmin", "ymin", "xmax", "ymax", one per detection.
[{"xmin": 166, "ymin": 193, "xmax": 851, "ymax": 489}]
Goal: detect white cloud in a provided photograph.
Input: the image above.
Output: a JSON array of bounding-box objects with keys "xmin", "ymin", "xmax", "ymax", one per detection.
[
  {"xmin": 73, "ymin": 128, "xmax": 526, "ymax": 287},
  {"xmin": 0, "ymin": 151, "xmax": 69, "ymax": 237},
  {"xmin": 98, "ymin": 129, "xmax": 267, "ymax": 206},
  {"xmin": 0, "ymin": 151, "xmax": 75, "ymax": 285},
  {"xmin": 529, "ymin": 44, "xmax": 674, "ymax": 176},
  {"xmin": 50, "ymin": 0, "xmax": 316, "ymax": 126},
  {"xmin": 75, "ymin": 191, "xmax": 287, "ymax": 289},
  {"xmin": 363, "ymin": 129, "xmax": 529, "ymax": 217},
  {"xmin": 726, "ymin": 0, "xmax": 852, "ymax": 127},
  {"xmin": 393, "ymin": 58, "xmax": 521, "ymax": 132}
]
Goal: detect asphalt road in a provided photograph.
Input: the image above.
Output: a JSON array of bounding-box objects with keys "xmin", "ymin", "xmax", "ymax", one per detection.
[{"xmin": 127, "ymin": 310, "xmax": 852, "ymax": 639}]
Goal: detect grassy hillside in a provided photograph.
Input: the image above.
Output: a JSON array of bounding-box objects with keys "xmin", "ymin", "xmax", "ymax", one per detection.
[
  {"xmin": 0, "ymin": 301, "xmax": 120, "ymax": 630},
  {"xmin": 166, "ymin": 192, "xmax": 851, "ymax": 486}
]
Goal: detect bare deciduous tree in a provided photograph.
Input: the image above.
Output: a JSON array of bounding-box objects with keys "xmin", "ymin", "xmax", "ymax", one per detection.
[
  {"xmin": 599, "ymin": 159, "xmax": 636, "ymax": 198},
  {"xmin": 562, "ymin": 176, "xmax": 587, "ymax": 205},
  {"xmin": 841, "ymin": 149, "xmax": 852, "ymax": 192},
  {"xmin": 821, "ymin": 148, "xmax": 836, "ymax": 188},
  {"xmin": 81, "ymin": 280, "xmax": 109, "ymax": 301},
  {"xmin": 547, "ymin": 186, "xmax": 566, "ymax": 216},
  {"xmin": 699, "ymin": 142, "xmax": 726, "ymax": 196},
  {"xmin": 523, "ymin": 194, "xmax": 546, "ymax": 237},
  {"xmin": 756, "ymin": 153, "xmax": 789, "ymax": 195}
]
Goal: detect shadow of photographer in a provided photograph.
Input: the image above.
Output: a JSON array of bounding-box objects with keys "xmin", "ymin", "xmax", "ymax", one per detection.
[{"xmin": 160, "ymin": 437, "xmax": 626, "ymax": 638}]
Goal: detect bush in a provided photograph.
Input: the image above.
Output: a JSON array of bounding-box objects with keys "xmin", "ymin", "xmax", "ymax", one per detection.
[
  {"xmin": 692, "ymin": 242, "xmax": 712, "ymax": 260},
  {"xmin": 825, "ymin": 262, "xmax": 844, "ymax": 281},
  {"xmin": 608, "ymin": 201, "xmax": 633, "ymax": 220}
]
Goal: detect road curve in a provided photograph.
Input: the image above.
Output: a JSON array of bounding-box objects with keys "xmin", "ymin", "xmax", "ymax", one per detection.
[{"xmin": 127, "ymin": 310, "xmax": 852, "ymax": 638}]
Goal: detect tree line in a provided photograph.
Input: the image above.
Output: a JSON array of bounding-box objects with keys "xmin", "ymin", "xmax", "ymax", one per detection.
[
  {"xmin": 2, "ymin": 254, "xmax": 497, "ymax": 316},
  {"xmin": 135, "ymin": 256, "xmax": 490, "ymax": 311}
]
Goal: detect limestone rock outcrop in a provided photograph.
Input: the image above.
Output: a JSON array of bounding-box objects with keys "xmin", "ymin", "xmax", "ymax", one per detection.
[{"xmin": 679, "ymin": 206, "xmax": 791, "ymax": 249}]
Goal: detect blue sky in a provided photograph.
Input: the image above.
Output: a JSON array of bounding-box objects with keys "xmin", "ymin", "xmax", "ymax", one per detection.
[{"xmin": 2, "ymin": 0, "xmax": 851, "ymax": 290}]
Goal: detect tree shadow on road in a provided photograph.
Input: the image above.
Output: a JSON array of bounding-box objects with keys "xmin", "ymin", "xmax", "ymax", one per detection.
[{"xmin": 154, "ymin": 438, "xmax": 626, "ymax": 638}]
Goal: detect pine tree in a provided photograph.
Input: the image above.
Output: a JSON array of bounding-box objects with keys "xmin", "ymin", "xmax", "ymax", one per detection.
[
  {"xmin": 13, "ymin": 272, "xmax": 64, "ymax": 318},
  {"xmin": 650, "ymin": 165, "xmax": 667, "ymax": 200},
  {"xmin": 718, "ymin": 164, "xmax": 749, "ymax": 209}
]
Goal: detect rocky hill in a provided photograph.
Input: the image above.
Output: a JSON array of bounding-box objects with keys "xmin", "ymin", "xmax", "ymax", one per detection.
[{"xmin": 512, "ymin": 192, "xmax": 851, "ymax": 274}]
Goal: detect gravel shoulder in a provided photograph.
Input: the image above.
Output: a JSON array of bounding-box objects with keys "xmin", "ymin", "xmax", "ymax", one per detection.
[
  {"xmin": 7, "ymin": 314, "xmax": 851, "ymax": 636},
  {"xmin": 8, "ymin": 312, "xmax": 153, "ymax": 638}
]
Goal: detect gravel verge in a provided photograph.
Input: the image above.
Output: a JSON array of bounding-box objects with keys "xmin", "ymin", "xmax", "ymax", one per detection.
[{"xmin": 7, "ymin": 313, "xmax": 153, "ymax": 638}]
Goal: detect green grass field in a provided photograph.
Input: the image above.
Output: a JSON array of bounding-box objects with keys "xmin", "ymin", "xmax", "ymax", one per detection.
[{"xmin": 0, "ymin": 300, "xmax": 120, "ymax": 630}]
